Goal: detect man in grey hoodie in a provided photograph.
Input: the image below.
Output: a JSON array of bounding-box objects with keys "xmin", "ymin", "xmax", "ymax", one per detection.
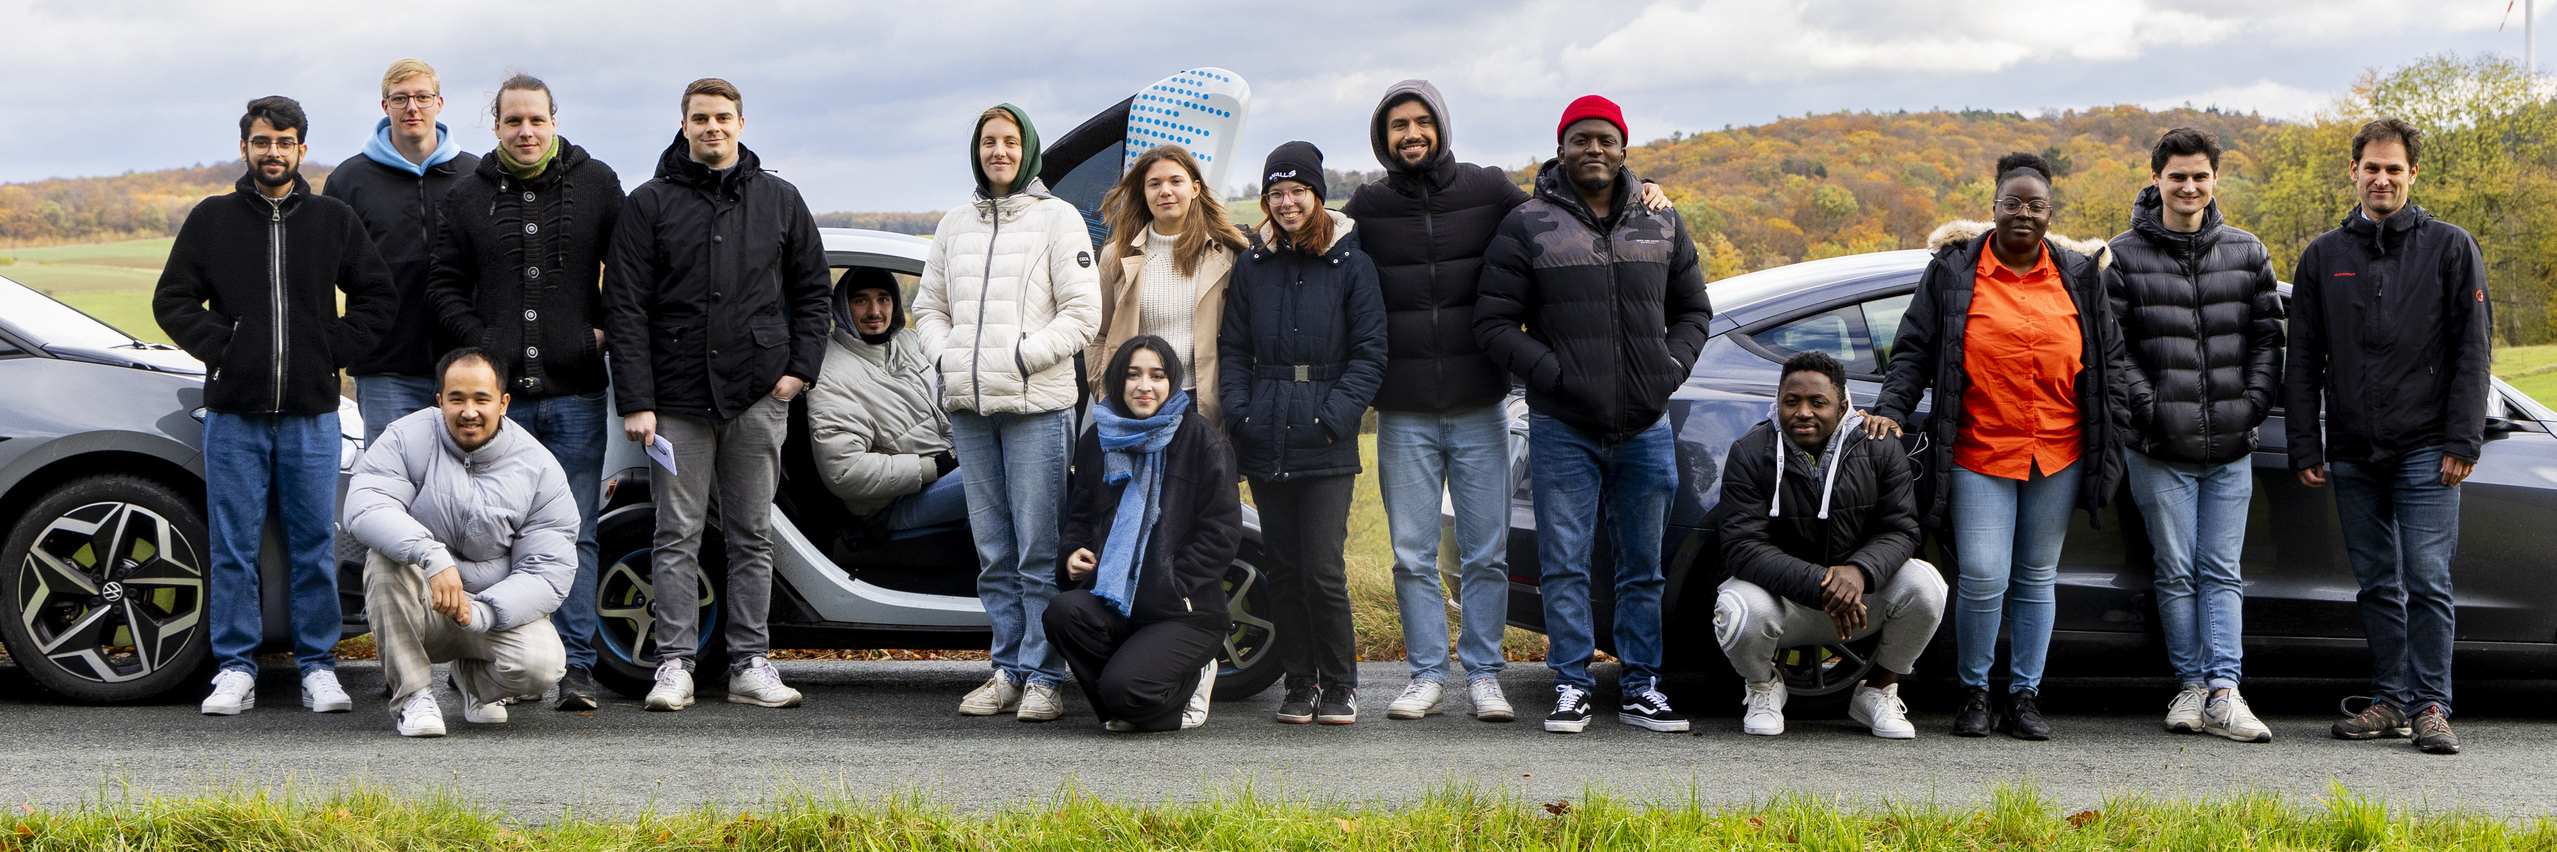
[{"xmin": 343, "ymin": 347, "xmax": 579, "ymax": 738}]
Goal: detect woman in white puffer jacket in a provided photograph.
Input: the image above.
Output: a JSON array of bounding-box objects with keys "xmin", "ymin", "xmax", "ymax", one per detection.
[{"xmin": 912, "ymin": 103, "xmax": 1101, "ymax": 722}]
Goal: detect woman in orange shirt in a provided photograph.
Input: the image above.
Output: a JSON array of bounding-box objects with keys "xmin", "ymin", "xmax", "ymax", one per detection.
[{"xmin": 1866, "ymin": 152, "xmax": 2129, "ymax": 742}]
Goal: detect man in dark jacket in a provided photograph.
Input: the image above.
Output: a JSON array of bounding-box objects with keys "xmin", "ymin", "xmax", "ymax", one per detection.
[
  {"xmin": 2284, "ymin": 118, "xmax": 2490, "ymax": 756},
  {"xmin": 1342, "ymin": 80, "xmax": 1673, "ymax": 723},
  {"xmin": 2104, "ymin": 128, "xmax": 2283, "ymax": 744},
  {"xmin": 1714, "ymin": 352, "xmax": 1942, "ymax": 740},
  {"xmin": 326, "ymin": 58, "xmax": 479, "ymax": 441},
  {"xmin": 425, "ymin": 73, "xmax": 624, "ymax": 711},
  {"xmin": 153, "ymin": 96, "xmax": 396, "ymax": 718},
  {"xmin": 602, "ymin": 78, "xmax": 832, "ymax": 713},
  {"xmin": 1474, "ymin": 95, "xmax": 1713, "ymax": 735}
]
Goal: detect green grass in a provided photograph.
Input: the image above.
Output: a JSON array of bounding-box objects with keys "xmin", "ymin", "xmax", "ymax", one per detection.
[
  {"xmin": 1, "ymin": 238, "xmax": 175, "ymax": 344},
  {"xmin": 8, "ymin": 781, "xmax": 2553, "ymax": 851}
]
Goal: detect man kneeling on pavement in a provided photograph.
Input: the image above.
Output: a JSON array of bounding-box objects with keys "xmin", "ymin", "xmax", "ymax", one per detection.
[
  {"xmin": 1714, "ymin": 351, "xmax": 1947, "ymax": 739},
  {"xmin": 344, "ymin": 346, "xmax": 579, "ymax": 737}
]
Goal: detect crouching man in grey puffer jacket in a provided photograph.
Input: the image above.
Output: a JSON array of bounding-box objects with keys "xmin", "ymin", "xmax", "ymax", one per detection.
[{"xmin": 343, "ymin": 347, "xmax": 580, "ymax": 738}]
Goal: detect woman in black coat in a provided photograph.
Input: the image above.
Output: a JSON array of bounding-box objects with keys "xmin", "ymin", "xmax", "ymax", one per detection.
[
  {"xmin": 1049, "ymin": 335, "xmax": 1242, "ymax": 732},
  {"xmin": 1217, "ymin": 142, "xmax": 1388, "ymax": 725}
]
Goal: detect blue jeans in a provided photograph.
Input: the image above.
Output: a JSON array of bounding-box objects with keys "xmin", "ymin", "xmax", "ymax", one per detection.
[
  {"xmin": 1377, "ymin": 405, "xmax": 1512, "ymax": 684},
  {"xmin": 202, "ymin": 411, "xmax": 343, "ymax": 675},
  {"xmin": 1528, "ymin": 413, "xmax": 1674, "ymax": 693},
  {"xmin": 1949, "ymin": 460, "xmax": 2083, "ymax": 692},
  {"xmin": 354, "ymin": 374, "xmax": 436, "ymax": 444},
  {"xmin": 507, "ymin": 391, "xmax": 609, "ymax": 669},
  {"xmin": 880, "ymin": 473, "xmax": 970, "ymax": 531},
  {"xmin": 2328, "ymin": 446, "xmax": 2459, "ymax": 717},
  {"xmin": 950, "ymin": 408, "xmax": 1074, "ymax": 688},
  {"xmin": 2123, "ymin": 449, "xmax": 2250, "ymax": 691}
]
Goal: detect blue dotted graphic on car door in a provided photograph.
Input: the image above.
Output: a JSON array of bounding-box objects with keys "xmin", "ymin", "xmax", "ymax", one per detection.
[{"xmin": 1124, "ymin": 67, "xmax": 1251, "ymax": 193}]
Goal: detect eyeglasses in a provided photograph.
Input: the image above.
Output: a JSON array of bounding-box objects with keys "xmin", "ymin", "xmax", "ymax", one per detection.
[
  {"xmin": 385, "ymin": 93, "xmax": 442, "ymax": 109},
  {"xmin": 245, "ymin": 138, "xmax": 300, "ymax": 152},
  {"xmin": 1995, "ymin": 197, "xmax": 2054, "ymax": 215}
]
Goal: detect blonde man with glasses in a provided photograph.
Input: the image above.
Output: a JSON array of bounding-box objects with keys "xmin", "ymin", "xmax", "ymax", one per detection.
[{"xmin": 326, "ymin": 58, "xmax": 481, "ymax": 443}]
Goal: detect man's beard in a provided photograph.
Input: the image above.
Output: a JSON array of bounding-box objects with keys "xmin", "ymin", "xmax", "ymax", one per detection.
[{"xmin": 254, "ymin": 159, "xmax": 296, "ymax": 188}]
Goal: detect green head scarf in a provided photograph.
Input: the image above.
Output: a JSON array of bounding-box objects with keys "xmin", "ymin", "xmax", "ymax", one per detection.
[{"xmin": 970, "ymin": 103, "xmax": 1043, "ymax": 197}]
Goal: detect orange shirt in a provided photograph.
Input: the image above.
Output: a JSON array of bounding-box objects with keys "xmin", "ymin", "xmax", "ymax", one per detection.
[{"xmin": 1954, "ymin": 244, "xmax": 2081, "ymax": 480}]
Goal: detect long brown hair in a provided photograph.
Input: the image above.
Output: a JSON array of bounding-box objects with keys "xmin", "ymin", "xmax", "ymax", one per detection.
[
  {"xmin": 1102, "ymin": 145, "xmax": 1246, "ymax": 276},
  {"xmin": 1259, "ymin": 181, "xmax": 1336, "ymax": 255}
]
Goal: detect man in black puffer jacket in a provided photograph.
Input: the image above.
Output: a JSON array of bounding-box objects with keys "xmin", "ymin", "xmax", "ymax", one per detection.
[
  {"xmin": 153, "ymin": 97, "xmax": 395, "ymax": 717},
  {"xmin": 425, "ymin": 74, "xmax": 625, "ymax": 711},
  {"xmin": 1713, "ymin": 352, "xmax": 1941, "ymax": 740},
  {"xmin": 1475, "ymin": 96, "xmax": 1712, "ymax": 736},
  {"xmin": 2103, "ymin": 128, "xmax": 2282, "ymax": 744}
]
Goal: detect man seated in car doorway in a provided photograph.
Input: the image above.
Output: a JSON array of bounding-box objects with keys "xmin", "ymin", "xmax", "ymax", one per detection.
[
  {"xmin": 808, "ymin": 268, "xmax": 968, "ymax": 538},
  {"xmin": 1713, "ymin": 350, "xmax": 1947, "ymax": 740},
  {"xmin": 343, "ymin": 347, "xmax": 579, "ymax": 738}
]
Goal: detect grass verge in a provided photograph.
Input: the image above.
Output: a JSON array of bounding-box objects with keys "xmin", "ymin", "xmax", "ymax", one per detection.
[{"xmin": 6, "ymin": 781, "xmax": 2551, "ymax": 851}]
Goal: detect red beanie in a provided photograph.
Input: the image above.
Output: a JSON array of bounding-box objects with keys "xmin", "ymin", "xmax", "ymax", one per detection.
[{"xmin": 1557, "ymin": 95, "xmax": 1627, "ymax": 143}]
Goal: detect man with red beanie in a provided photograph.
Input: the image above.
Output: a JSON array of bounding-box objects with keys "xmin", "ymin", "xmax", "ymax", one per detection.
[{"xmin": 1474, "ymin": 95, "xmax": 1713, "ymax": 734}]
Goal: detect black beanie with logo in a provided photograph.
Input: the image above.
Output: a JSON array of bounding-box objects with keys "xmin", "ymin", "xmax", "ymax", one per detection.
[{"xmin": 1260, "ymin": 141, "xmax": 1326, "ymax": 202}]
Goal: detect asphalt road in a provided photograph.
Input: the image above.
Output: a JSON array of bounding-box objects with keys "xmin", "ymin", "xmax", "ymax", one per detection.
[{"xmin": 5, "ymin": 660, "xmax": 2553, "ymax": 816}]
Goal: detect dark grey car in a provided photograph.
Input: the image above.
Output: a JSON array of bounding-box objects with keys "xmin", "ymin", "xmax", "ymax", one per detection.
[{"xmin": 1486, "ymin": 249, "xmax": 2557, "ymax": 711}]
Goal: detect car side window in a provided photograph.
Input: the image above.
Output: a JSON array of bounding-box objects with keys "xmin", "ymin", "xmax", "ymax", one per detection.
[
  {"xmin": 1748, "ymin": 306, "xmax": 1868, "ymax": 373},
  {"xmin": 1862, "ymin": 293, "xmax": 1913, "ymax": 367}
]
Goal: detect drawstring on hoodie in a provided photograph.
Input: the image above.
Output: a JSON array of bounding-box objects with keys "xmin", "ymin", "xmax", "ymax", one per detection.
[{"xmin": 1768, "ymin": 394, "xmax": 1865, "ymax": 520}]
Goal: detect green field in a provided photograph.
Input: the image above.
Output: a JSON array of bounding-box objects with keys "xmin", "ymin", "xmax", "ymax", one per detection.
[{"xmin": 1, "ymin": 238, "xmax": 176, "ymax": 344}]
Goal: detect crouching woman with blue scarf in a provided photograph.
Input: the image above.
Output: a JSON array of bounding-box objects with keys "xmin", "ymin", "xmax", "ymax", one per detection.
[{"xmin": 1048, "ymin": 335, "xmax": 1243, "ymax": 731}]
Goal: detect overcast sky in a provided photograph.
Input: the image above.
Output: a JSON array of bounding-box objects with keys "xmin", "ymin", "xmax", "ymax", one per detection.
[{"xmin": 0, "ymin": 0, "xmax": 2534, "ymax": 211}]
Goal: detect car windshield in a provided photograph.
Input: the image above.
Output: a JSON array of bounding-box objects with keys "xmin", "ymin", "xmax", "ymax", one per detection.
[{"xmin": 0, "ymin": 275, "xmax": 149, "ymax": 351}]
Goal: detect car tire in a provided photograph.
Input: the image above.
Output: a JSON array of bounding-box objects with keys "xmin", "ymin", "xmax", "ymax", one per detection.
[
  {"xmin": 0, "ymin": 474, "xmax": 214, "ymax": 702},
  {"xmin": 1213, "ymin": 541, "xmax": 1283, "ymax": 700},
  {"xmin": 589, "ymin": 506, "xmax": 730, "ymax": 700}
]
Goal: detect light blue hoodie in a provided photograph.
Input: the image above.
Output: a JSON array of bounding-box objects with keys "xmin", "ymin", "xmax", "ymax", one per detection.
[{"xmin": 361, "ymin": 117, "xmax": 461, "ymax": 176}]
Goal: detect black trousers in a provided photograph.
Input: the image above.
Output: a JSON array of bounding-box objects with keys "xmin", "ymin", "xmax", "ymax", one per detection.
[
  {"xmin": 1044, "ymin": 590, "xmax": 1224, "ymax": 731},
  {"xmin": 1249, "ymin": 474, "xmax": 1358, "ymax": 690}
]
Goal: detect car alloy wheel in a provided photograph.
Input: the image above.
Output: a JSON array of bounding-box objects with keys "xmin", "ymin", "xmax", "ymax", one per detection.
[
  {"xmin": 0, "ymin": 475, "xmax": 211, "ymax": 702},
  {"xmin": 1214, "ymin": 544, "xmax": 1284, "ymax": 700}
]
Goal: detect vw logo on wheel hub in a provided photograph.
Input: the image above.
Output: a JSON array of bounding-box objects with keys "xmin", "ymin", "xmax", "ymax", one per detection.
[{"xmin": 98, "ymin": 581, "xmax": 125, "ymax": 603}]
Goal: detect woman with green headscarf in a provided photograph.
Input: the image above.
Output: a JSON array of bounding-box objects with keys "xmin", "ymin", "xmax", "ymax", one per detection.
[{"xmin": 912, "ymin": 104, "xmax": 1104, "ymax": 723}]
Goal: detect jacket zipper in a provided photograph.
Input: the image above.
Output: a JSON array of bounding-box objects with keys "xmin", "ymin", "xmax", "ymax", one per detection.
[
  {"xmin": 1421, "ymin": 182, "xmax": 1439, "ymax": 399},
  {"xmin": 2179, "ymin": 246, "xmax": 2213, "ymax": 457},
  {"xmin": 969, "ymin": 199, "xmax": 1002, "ymax": 413},
  {"xmin": 268, "ymin": 196, "xmax": 288, "ymax": 413}
]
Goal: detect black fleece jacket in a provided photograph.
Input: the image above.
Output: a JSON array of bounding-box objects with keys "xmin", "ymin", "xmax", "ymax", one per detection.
[
  {"xmin": 426, "ymin": 140, "xmax": 624, "ymax": 397},
  {"xmin": 153, "ymin": 173, "xmax": 397, "ymax": 415},
  {"xmin": 1056, "ymin": 414, "xmax": 1241, "ymax": 625},
  {"xmin": 324, "ymin": 147, "xmax": 478, "ymax": 377},
  {"xmin": 2282, "ymin": 204, "xmax": 2492, "ymax": 469},
  {"xmin": 2104, "ymin": 187, "xmax": 2285, "ymax": 465},
  {"xmin": 603, "ymin": 136, "xmax": 833, "ymax": 420},
  {"xmin": 1715, "ymin": 420, "xmax": 1920, "ymax": 608}
]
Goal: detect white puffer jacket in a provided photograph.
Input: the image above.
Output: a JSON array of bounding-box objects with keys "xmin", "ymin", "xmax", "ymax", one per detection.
[
  {"xmin": 807, "ymin": 326, "xmax": 952, "ymax": 516},
  {"xmin": 341, "ymin": 408, "xmax": 579, "ymax": 632},
  {"xmin": 913, "ymin": 179, "xmax": 1101, "ymax": 415}
]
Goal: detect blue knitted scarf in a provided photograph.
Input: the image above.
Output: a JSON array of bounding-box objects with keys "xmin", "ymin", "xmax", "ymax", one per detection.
[{"xmin": 1092, "ymin": 391, "xmax": 1190, "ymax": 616}]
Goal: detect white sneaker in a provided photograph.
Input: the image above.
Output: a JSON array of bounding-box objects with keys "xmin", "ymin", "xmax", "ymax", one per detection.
[
  {"xmin": 1740, "ymin": 677, "xmax": 1787, "ymax": 736},
  {"xmin": 200, "ymin": 669, "xmax": 256, "ymax": 716},
  {"xmin": 644, "ymin": 661, "xmax": 694, "ymax": 711},
  {"xmin": 1016, "ymin": 683, "xmax": 1063, "ymax": 722},
  {"xmin": 1386, "ymin": 678, "xmax": 1444, "ymax": 720},
  {"xmin": 1848, "ymin": 682, "xmax": 1917, "ymax": 739},
  {"xmin": 958, "ymin": 672, "xmax": 1021, "ymax": 715},
  {"xmin": 1180, "ymin": 659, "xmax": 1216, "ymax": 730},
  {"xmin": 1469, "ymin": 679, "xmax": 1515, "ymax": 722},
  {"xmin": 2166, "ymin": 683, "xmax": 2208, "ymax": 733},
  {"xmin": 299, "ymin": 669, "xmax": 352, "ymax": 713},
  {"xmin": 2202, "ymin": 689, "xmax": 2274, "ymax": 743},
  {"xmin": 726, "ymin": 657, "xmax": 805, "ymax": 708},
  {"xmin": 394, "ymin": 691, "xmax": 447, "ymax": 738},
  {"xmin": 463, "ymin": 695, "xmax": 508, "ymax": 725}
]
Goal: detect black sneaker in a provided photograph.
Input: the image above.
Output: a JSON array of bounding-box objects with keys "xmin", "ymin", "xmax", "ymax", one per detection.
[
  {"xmin": 554, "ymin": 665, "xmax": 600, "ymax": 712},
  {"xmin": 1545, "ymin": 685, "xmax": 1593, "ymax": 733},
  {"xmin": 1275, "ymin": 683, "xmax": 1318, "ymax": 724},
  {"xmin": 1998, "ymin": 688, "xmax": 2054, "ymax": 740},
  {"xmin": 1952, "ymin": 686, "xmax": 1995, "ymax": 737},
  {"xmin": 1315, "ymin": 686, "xmax": 1358, "ymax": 725},
  {"xmin": 2411, "ymin": 706, "xmax": 2460, "ymax": 755},
  {"xmin": 2332, "ymin": 696, "xmax": 2411, "ymax": 739},
  {"xmin": 1619, "ymin": 683, "xmax": 1690, "ymax": 732}
]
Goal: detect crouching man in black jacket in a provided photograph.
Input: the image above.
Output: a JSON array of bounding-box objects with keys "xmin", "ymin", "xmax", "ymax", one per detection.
[
  {"xmin": 1713, "ymin": 352, "xmax": 1944, "ymax": 740},
  {"xmin": 1050, "ymin": 336, "xmax": 1241, "ymax": 732}
]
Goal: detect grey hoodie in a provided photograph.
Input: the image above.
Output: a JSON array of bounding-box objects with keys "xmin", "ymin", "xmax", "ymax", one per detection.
[
  {"xmin": 1367, "ymin": 79, "xmax": 1455, "ymax": 176},
  {"xmin": 342, "ymin": 407, "xmax": 579, "ymax": 632}
]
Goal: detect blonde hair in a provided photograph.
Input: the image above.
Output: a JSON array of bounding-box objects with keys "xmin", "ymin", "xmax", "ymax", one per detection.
[
  {"xmin": 380, "ymin": 58, "xmax": 439, "ymax": 97},
  {"xmin": 682, "ymin": 78, "xmax": 743, "ymax": 116},
  {"xmin": 1102, "ymin": 145, "xmax": 1246, "ymax": 275}
]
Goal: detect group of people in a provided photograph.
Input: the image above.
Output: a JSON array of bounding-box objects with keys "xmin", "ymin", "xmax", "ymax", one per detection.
[{"xmin": 151, "ymin": 59, "xmax": 2487, "ymax": 756}]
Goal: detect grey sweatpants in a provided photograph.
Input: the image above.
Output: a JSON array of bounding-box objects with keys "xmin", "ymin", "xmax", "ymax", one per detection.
[
  {"xmin": 650, "ymin": 393, "xmax": 788, "ymax": 670},
  {"xmin": 364, "ymin": 552, "xmax": 565, "ymax": 708},
  {"xmin": 1714, "ymin": 559, "xmax": 1948, "ymax": 683}
]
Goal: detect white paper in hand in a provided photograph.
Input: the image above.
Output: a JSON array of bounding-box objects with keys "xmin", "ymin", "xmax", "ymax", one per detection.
[{"xmin": 648, "ymin": 434, "xmax": 678, "ymax": 475}]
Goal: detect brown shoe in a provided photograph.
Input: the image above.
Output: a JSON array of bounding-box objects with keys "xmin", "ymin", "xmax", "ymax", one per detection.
[
  {"xmin": 2411, "ymin": 706, "xmax": 2460, "ymax": 755},
  {"xmin": 2330, "ymin": 696, "xmax": 2410, "ymax": 740}
]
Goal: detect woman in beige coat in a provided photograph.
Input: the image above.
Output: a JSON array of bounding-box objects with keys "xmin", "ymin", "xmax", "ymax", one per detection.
[{"xmin": 1089, "ymin": 144, "xmax": 1249, "ymax": 426}]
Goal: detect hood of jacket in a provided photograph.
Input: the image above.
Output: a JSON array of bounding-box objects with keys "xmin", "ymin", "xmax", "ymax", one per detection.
[
  {"xmin": 1529, "ymin": 158, "xmax": 1638, "ymax": 230},
  {"xmin": 1926, "ymin": 219, "xmax": 2112, "ymax": 270},
  {"xmin": 970, "ymin": 103, "xmax": 1044, "ymax": 198},
  {"xmin": 833, "ymin": 268, "xmax": 906, "ymax": 347},
  {"xmin": 1253, "ymin": 208, "xmax": 1356, "ymax": 256},
  {"xmin": 970, "ymin": 176, "xmax": 1060, "ymax": 223},
  {"xmin": 1763, "ymin": 395, "xmax": 1868, "ymax": 521},
  {"xmin": 652, "ymin": 131, "xmax": 765, "ymax": 195},
  {"xmin": 361, "ymin": 118, "xmax": 463, "ymax": 177},
  {"xmin": 2127, "ymin": 184, "xmax": 2226, "ymax": 255},
  {"xmin": 473, "ymin": 136, "xmax": 593, "ymax": 188},
  {"xmin": 2342, "ymin": 203, "xmax": 2433, "ymax": 256},
  {"xmin": 1368, "ymin": 79, "xmax": 1454, "ymax": 179}
]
